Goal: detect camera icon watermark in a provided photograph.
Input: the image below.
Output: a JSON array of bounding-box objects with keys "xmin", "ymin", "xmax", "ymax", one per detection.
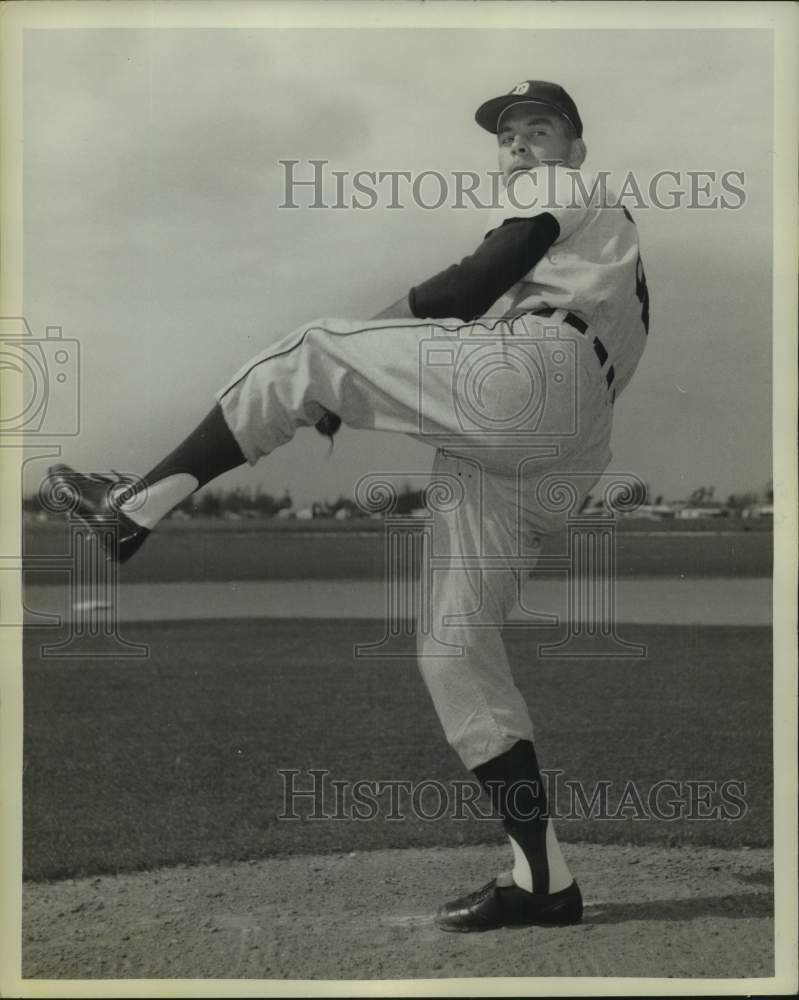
[
  {"xmin": 0, "ymin": 316, "xmax": 80, "ymax": 436},
  {"xmin": 417, "ymin": 319, "xmax": 578, "ymax": 445},
  {"xmin": 12, "ymin": 466, "xmax": 150, "ymax": 659}
]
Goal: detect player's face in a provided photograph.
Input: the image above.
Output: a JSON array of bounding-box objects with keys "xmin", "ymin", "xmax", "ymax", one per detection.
[{"xmin": 496, "ymin": 107, "xmax": 578, "ymax": 182}]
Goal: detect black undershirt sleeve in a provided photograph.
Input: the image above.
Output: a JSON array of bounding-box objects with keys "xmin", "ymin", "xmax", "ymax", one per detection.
[{"xmin": 408, "ymin": 212, "xmax": 560, "ymax": 322}]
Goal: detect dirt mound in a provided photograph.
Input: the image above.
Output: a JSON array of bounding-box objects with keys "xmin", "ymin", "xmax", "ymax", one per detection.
[{"xmin": 23, "ymin": 842, "xmax": 772, "ymax": 981}]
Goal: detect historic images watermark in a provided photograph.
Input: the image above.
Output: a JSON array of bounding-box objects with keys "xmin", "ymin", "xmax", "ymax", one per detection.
[
  {"xmin": 278, "ymin": 160, "xmax": 747, "ymax": 212},
  {"xmin": 277, "ymin": 769, "xmax": 748, "ymax": 824},
  {"xmin": 20, "ymin": 467, "xmax": 151, "ymax": 660},
  {"xmin": 1, "ymin": 315, "xmax": 148, "ymax": 658}
]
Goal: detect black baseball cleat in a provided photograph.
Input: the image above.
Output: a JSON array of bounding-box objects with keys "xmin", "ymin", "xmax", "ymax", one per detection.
[
  {"xmin": 435, "ymin": 879, "xmax": 583, "ymax": 933},
  {"xmin": 45, "ymin": 464, "xmax": 150, "ymax": 564}
]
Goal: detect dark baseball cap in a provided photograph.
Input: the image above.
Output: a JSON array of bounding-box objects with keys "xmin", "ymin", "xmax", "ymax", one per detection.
[{"xmin": 475, "ymin": 80, "xmax": 583, "ymax": 138}]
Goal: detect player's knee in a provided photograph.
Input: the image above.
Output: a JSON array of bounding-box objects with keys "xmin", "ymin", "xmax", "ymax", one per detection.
[
  {"xmin": 294, "ymin": 320, "xmax": 348, "ymax": 371},
  {"xmin": 299, "ymin": 318, "xmax": 346, "ymax": 344}
]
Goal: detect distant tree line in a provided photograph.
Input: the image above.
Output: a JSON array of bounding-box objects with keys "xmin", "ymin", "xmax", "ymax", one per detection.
[
  {"xmin": 22, "ymin": 478, "xmax": 773, "ymax": 520},
  {"xmin": 171, "ymin": 486, "xmax": 294, "ymax": 519}
]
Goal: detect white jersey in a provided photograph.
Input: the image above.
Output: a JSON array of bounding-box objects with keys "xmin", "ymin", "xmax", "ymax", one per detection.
[{"xmin": 484, "ymin": 167, "xmax": 650, "ymax": 395}]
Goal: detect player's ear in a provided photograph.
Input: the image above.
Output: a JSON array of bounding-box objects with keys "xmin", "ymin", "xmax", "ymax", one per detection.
[{"xmin": 567, "ymin": 138, "xmax": 587, "ymax": 168}]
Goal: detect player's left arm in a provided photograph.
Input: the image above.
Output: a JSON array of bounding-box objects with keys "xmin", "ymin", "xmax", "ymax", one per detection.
[
  {"xmin": 407, "ymin": 213, "xmax": 559, "ymax": 322},
  {"xmin": 368, "ymin": 212, "xmax": 560, "ymax": 323}
]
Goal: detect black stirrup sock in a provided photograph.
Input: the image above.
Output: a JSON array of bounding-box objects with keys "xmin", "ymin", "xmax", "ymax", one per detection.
[{"xmin": 473, "ymin": 739, "xmax": 553, "ymax": 894}]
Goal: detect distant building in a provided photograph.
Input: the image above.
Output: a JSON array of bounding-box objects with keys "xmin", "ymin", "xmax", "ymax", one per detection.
[
  {"xmin": 676, "ymin": 506, "xmax": 727, "ymax": 519},
  {"xmin": 631, "ymin": 504, "xmax": 676, "ymax": 520},
  {"xmin": 742, "ymin": 504, "xmax": 773, "ymax": 519}
]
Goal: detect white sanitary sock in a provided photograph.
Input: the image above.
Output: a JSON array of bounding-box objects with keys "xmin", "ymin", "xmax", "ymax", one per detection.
[
  {"xmin": 509, "ymin": 820, "xmax": 573, "ymax": 894},
  {"xmin": 120, "ymin": 473, "xmax": 199, "ymax": 529}
]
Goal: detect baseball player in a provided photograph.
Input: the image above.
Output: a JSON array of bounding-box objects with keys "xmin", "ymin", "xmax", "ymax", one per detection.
[{"xmin": 50, "ymin": 80, "xmax": 650, "ymax": 932}]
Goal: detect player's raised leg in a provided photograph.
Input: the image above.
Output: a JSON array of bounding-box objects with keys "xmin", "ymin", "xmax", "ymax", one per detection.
[{"xmin": 46, "ymin": 313, "xmax": 503, "ymax": 561}]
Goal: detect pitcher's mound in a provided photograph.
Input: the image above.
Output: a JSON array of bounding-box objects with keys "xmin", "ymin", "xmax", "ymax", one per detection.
[{"xmin": 23, "ymin": 842, "xmax": 773, "ymax": 981}]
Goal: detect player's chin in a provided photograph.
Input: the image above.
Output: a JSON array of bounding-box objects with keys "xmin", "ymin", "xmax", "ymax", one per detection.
[{"xmin": 504, "ymin": 164, "xmax": 536, "ymax": 183}]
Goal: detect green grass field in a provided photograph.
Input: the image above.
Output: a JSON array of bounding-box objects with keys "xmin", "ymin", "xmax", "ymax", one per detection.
[
  {"xmin": 23, "ymin": 619, "xmax": 772, "ymax": 881},
  {"xmin": 24, "ymin": 520, "xmax": 772, "ymax": 584}
]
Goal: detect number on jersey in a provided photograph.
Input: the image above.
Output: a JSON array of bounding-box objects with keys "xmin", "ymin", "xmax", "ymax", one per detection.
[{"xmin": 623, "ymin": 207, "xmax": 651, "ymax": 335}]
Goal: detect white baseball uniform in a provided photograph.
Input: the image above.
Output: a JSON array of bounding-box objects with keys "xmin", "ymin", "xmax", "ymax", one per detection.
[{"xmin": 216, "ymin": 166, "xmax": 649, "ymax": 770}]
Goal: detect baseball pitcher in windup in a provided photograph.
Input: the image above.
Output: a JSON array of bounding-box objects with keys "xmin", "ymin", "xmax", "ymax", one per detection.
[{"xmin": 51, "ymin": 79, "xmax": 650, "ymax": 932}]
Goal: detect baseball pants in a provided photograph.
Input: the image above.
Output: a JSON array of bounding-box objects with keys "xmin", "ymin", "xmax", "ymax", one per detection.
[{"xmin": 217, "ymin": 313, "xmax": 613, "ymax": 769}]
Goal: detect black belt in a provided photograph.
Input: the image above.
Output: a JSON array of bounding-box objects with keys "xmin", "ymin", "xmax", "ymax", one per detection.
[{"xmin": 532, "ymin": 308, "xmax": 615, "ymax": 391}]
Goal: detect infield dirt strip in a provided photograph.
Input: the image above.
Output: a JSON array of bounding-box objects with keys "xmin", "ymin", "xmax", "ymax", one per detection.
[{"xmin": 24, "ymin": 575, "xmax": 770, "ymax": 626}]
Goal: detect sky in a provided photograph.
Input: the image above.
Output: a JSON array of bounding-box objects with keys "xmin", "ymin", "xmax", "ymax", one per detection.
[{"xmin": 20, "ymin": 24, "xmax": 774, "ymax": 505}]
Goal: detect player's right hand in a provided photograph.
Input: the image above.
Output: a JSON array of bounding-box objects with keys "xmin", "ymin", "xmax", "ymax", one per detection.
[{"xmin": 315, "ymin": 410, "xmax": 342, "ymax": 440}]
